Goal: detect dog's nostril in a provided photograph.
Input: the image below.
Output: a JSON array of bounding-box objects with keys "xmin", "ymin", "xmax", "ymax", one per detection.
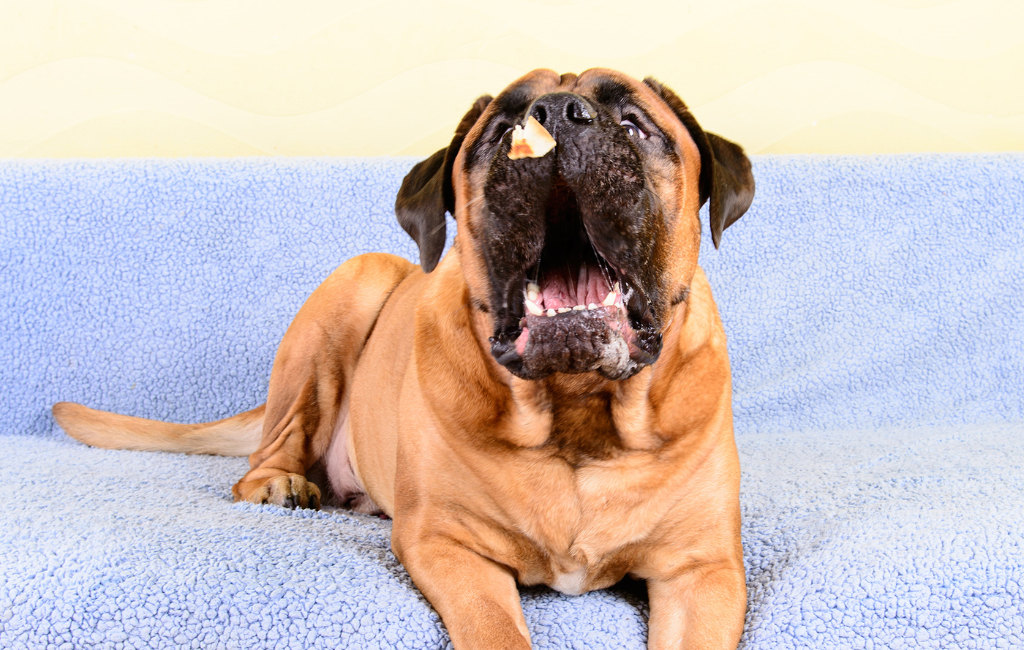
[
  {"xmin": 566, "ymin": 100, "xmax": 592, "ymax": 125},
  {"xmin": 533, "ymin": 105, "xmax": 547, "ymax": 125}
]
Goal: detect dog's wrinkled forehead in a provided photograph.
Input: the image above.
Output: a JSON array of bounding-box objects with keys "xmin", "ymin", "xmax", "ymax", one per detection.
[{"xmin": 462, "ymin": 68, "xmax": 695, "ymax": 171}]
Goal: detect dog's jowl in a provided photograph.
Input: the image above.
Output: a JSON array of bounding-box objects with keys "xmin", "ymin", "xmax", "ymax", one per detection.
[{"xmin": 55, "ymin": 68, "xmax": 755, "ymax": 650}]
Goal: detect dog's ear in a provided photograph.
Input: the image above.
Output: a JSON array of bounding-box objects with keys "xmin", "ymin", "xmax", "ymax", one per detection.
[
  {"xmin": 395, "ymin": 149, "xmax": 448, "ymax": 273},
  {"xmin": 643, "ymin": 78, "xmax": 754, "ymax": 248},
  {"xmin": 395, "ymin": 95, "xmax": 493, "ymax": 272}
]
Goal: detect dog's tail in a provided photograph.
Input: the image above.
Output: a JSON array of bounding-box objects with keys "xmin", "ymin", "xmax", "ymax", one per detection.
[{"xmin": 52, "ymin": 402, "xmax": 265, "ymax": 457}]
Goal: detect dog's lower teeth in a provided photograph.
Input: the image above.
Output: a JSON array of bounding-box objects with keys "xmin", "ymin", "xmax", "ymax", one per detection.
[{"xmin": 524, "ymin": 284, "xmax": 623, "ymax": 317}]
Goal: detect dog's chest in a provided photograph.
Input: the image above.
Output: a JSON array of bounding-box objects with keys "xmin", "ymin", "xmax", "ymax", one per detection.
[
  {"xmin": 510, "ymin": 459, "xmax": 666, "ymax": 594},
  {"xmin": 549, "ymin": 566, "xmax": 590, "ymax": 595}
]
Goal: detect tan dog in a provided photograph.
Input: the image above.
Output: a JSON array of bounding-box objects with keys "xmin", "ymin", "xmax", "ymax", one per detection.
[{"xmin": 54, "ymin": 68, "xmax": 755, "ymax": 650}]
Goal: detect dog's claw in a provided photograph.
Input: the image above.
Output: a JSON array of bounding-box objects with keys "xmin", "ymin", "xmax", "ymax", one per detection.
[{"xmin": 249, "ymin": 474, "xmax": 321, "ymax": 510}]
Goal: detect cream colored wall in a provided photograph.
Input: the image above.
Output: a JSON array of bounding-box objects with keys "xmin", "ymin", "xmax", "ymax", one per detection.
[{"xmin": 1, "ymin": 0, "xmax": 1022, "ymax": 157}]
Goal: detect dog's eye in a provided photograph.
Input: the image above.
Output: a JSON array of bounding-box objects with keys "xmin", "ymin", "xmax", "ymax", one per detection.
[{"xmin": 620, "ymin": 118, "xmax": 647, "ymax": 140}]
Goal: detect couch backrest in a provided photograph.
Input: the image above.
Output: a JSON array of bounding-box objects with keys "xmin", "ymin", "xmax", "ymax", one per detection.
[{"xmin": 1, "ymin": 156, "xmax": 1021, "ymax": 438}]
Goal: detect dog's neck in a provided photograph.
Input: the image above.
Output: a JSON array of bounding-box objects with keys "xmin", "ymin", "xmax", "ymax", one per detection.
[{"xmin": 500, "ymin": 368, "xmax": 656, "ymax": 460}]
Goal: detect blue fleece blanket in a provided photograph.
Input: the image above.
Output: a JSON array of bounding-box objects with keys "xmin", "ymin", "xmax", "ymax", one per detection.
[{"xmin": 1, "ymin": 156, "xmax": 1022, "ymax": 649}]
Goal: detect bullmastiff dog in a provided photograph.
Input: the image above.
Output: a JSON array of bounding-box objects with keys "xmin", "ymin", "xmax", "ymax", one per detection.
[{"xmin": 54, "ymin": 68, "xmax": 755, "ymax": 649}]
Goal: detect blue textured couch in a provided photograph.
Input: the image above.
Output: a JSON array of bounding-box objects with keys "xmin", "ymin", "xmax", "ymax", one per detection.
[{"xmin": 1, "ymin": 156, "xmax": 1022, "ymax": 649}]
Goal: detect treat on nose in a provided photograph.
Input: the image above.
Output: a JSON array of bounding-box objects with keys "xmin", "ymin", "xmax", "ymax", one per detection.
[{"xmin": 509, "ymin": 116, "xmax": 556, "ymax": 160}]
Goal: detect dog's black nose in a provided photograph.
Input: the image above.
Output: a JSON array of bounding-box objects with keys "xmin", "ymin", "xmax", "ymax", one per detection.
[{"xmin": 528, "ymin": 93, "xmax": 595, "ymax": 136}]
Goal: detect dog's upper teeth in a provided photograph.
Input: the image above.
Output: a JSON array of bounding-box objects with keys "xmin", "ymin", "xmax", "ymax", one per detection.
[
  {"xmin": 525, "ymin": 298, "xmax": 544, "ymax": 316},
  {"xmin": 603, "ymin": 292, "xmax": 617, "ymax": 307}
]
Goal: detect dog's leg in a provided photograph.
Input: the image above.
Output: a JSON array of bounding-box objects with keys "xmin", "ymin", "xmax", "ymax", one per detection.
[
  {"xmin": 646, "ymin": 563, "xmax": 746, "ymax": 650},
  {"xmin": 395, "ymin": 538, "xmax": 532, "ymax": 650},
  {"xmin": 232, "ymin": 253, "xmax": 415, "ymax": 508}
]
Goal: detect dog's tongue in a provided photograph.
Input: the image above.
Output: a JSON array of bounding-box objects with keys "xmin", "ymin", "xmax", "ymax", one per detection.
[{"xmin": 515, "ymin": 327, "xmax": 530, "ymax": 356}]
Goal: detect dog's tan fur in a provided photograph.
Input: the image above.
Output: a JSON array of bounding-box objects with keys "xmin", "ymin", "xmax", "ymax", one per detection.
[{"xmin": 55, "ymin": 68, "xmax": 753, "ymax": 649}]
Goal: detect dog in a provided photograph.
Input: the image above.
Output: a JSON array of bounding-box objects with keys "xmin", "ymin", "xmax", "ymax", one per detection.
[{"xmin": 54, "ymin": 68, "xmax": 755, "ymax": 649}]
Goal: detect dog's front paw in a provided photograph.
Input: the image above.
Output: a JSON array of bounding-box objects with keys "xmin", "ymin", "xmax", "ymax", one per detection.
[{"xmin": 247, "ymin": 474, "xmax": 321, "ymax": 510}]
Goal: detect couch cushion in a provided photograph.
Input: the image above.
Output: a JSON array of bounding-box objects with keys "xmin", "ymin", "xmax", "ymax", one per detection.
[{"xmin": 2, "ymin": 423, "xmax": 1020, "ymax": 648}]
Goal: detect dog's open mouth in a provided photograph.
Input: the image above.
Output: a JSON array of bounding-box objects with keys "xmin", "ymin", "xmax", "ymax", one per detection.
[{"xmin": 492, "ymin": 176, "xmax": 658, "ymax": 380}]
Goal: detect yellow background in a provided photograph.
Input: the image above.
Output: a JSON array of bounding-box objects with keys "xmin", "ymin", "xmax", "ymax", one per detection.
[{"xmin": 2, "ymin": 0, "xmax": 1022, "ymax": 157}]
